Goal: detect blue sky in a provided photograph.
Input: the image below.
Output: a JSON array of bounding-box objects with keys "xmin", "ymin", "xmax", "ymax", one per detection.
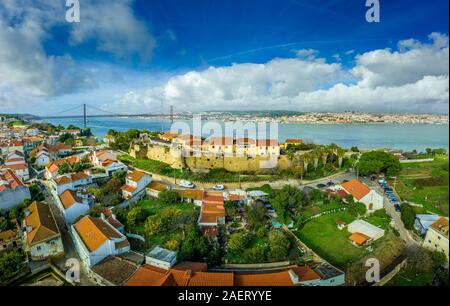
[{"xmin": 0, "ymin": 0, "xmax": 449, "ymax": 114}]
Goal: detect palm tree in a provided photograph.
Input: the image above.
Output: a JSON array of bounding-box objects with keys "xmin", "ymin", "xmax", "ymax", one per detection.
[
  {"xmin": 329, "ymin": 143, "xmax": 339, "ymax": 156},
  {"xmin": 302, "ymin": 152, "xmax": 311, "ymax": 173},
  {"xmin": 312, "ymin": 149, "xmax": 320, "ymax": 170},
  {"xmin": 321, "ymin": 146, "xmax": 329, "ymax": 166},
  {"xmin": 337, "ymin": 148, "xmax": 346, "ymax": 168}
]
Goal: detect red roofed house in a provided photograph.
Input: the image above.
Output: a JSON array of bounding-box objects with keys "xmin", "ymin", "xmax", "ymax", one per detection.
[
  {"xmin": 3, "ymin": 150, "xmax": 29, "ymax": 181},
  {"xmin": 198, "ymin": 192, "xmax": 225, "ymax": 239},
  {"xmin": 56, "ymin": 189, "xmax": 90, "ymax": 224},
  {"xmin": 71, "ymin": 216, "xmax": 130, "ymax": 268},
  {"xmin": 91, "ymin": 150, "xmax": 128, "ymax": 175},
  {"xmin": 340, "ymin": 179, "xmax": 383, "ymax": 213},
  {"xmin": 121, "ymin": 170, "xmax": 151, "ymax": 200},
  {"xmin": 23, "ymin": 201, "xmax": 64, "ymax": 260},
  {"xmin": 0, "ymin": 169, "xmax": 31, "ymax": 212}
]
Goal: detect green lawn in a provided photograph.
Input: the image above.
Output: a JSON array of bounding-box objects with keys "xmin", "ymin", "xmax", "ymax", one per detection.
[
  {"xmin": 297, "ymin": 211, "xmax": 365, "ymax": 268},
  {"xmin": 387, "ymin": 269, "xmax": 435, "ymax": 286},
  {"xmin": 393, "ymin": 155, "xmax": 449, "ymax": 216},
  {"xmin": 135, "ymin": 199, "xmax": 197, "ymax": 215}
]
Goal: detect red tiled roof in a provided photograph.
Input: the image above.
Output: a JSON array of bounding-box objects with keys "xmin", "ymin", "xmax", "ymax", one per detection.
[{"xmin": 341, "ymin": 179, "xmax": 371, "ymax": 200}]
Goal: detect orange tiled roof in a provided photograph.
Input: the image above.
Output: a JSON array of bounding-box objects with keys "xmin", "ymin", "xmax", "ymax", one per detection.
[
  {"xmin": 0, "ymin": 169, "xmax": 24, "ymax": 191},
  {"xmin": 55, "ymin": 176, "xmax": 72, "ymax": 185},
  {"xmin": 121, "ymin": 184, "xmax": 137, "ymax": 193},
  {"xmin": 71, "ymin": 172, "xmax": 89, "ymax": 181},
  {"xmin": 59, "ymin": 190, "xmax": 83, "ymax": 209},
  {"xmin": 127, "ymin": 170, "xmax": 146, "ymax": 182},
  {"xmin": 290, "ymin": 265, "xmax": 322, "ymax": 282},
  {"xmin": 234, "ymin": 271, "xmax": 294, "ymax": 286},
  {"xmin": 74, "ymin": 216, "xmax": 124, "ymax": 252},
  {"xmin": 176, "ymin": 189, "xmax": 204, "ymax": 201},
  {"xmin": 4, "ymin": 163, "xmax": 28, "ymax": 171},
  {"xmin": 25, "ymin": 202, "xmax": 60, "ymax": 245},
  {"xmin": 256, "ymin": 139, "xmax": 279, "ymax": 146},
  {"xmin": 430, "ymin": 217, "xmax": 449, "ymax": 237},
  {"xmin": 341, "ymin": 179, "xmax": 371, "ymax": 201},
  {"xmin": 284, "ymin": 139, "xmax": 304, "ymax": 144},
  {"xmin": 147, "ymin": 181, "xmax": 168, "ymax": 192},
  {"xmin": 348, "ymin": 232, "xmax": 370, "ymax": 246}
]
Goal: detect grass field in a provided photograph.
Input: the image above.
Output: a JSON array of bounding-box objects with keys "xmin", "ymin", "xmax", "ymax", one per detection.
[
  {"xmin": 393, "ymin": 155, "xmax": 449, "ymax": 216},
  {"xmin": 387, "ymin": 270, "xmax": 435, "ymax": 286},
  {"xmin": 297, "ymin": 211, "xmax": 365, "ymax": 268}
]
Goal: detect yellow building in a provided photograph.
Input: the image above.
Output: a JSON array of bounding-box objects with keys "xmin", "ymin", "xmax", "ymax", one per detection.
[{"xmin": 423, "ymin": 217, "xmax": 449, "ymax": 260}]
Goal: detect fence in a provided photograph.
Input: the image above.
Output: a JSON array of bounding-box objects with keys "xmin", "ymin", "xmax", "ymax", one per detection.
[
  {"xmin": 301, "ymin": 207, "xmax": 348, "ymax": 225},
  {"xmin": 372, "ymin": 259, "xmax": 408, "ymax": 286}
]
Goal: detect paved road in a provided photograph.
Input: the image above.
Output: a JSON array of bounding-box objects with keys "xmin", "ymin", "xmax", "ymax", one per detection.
[
  {"xmin": 363, "ymin": 178, "xmax": 420, "ymax": 254},
  {"xmin": 40, "ymin": 180, "xmax": 95, "ymax": 286},
  {"xmin": 301, "ymin": 171, "xmax": 357, "ymax": 189}
]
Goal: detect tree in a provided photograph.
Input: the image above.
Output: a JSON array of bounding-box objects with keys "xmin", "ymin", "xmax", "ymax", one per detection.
[
  {"xmin": 144, "ymin": 215, "xmax": 164, "ymax": 235},
  {"xmin": 357, "ymin": 151, "xmax": 401, "ymax": 177},
  {"xmin": 400, "ymin": 203, "xmax": 416, "ymax": 230},
  {"xmin": 58, "ymin": 162, "xmax": 72, "ymax": 175},
  {"xmin": 228, "ymin": 232, "xmax": 249, "ymax": 253},
  {"xmin": 267, "ymin": 231, "xmax": 290, "ymax": 262},
  {"xmin": 158, "ymin": 190, "xmax": 180, "ymax": 204},
  {"xmin": 348, "ymin": 201, "xmax": 367, "ymax": 217},
  {"xmin": 29, "ymin": 184, "xmax": 44, "ymax": 202},
  {"xmin": 0, "ymin": 251, "xmax": 24, "ymax": 283},
  {"xmin": 337, "ymin": 148, "xmax": 346, "ymax": 168},
  {"xmin": 164, "ymin": 239, "xmax": 180, "ymax": 251},
  {"xmin": 104, "ymin": 179, "xmax": 122, "ymax": 194},
  {"xmin": 244, "ymin": 202, "xmax": 266, "ymax": 228},
  {"xmin": 351, "ymin": 146, "xmax": 360, "ymax": 152},
  {"xmin": 244, "ymin": 245, "xmax": 267, "ymax": 263},
  {"xmin": 127, "ymin": 206, "xmax": 147, "ymax": 228},
  {"xmin": 270, "ymin": 185, "xmax": 303, "ymax": 224},
  {"xmin": 112, "ymin": 170, "xmax": 127, "ymax": 184}
]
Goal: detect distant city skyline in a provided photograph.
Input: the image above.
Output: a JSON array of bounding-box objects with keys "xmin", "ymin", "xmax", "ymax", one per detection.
[{"xmin": 0, "ymin": 0, "xmax": 449, "ymax": 115}]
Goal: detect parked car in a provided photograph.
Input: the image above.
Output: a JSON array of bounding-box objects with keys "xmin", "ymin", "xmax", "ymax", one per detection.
[
  {"xmin": 394, "ymin": 204, "xmax": 401, "ymax": 212},
  {"xmin": 326, "ymin": 181, "xmax": 335, "ymax": 186},
  {"xmin": 317, "ymin": 183, "xmax": 326, "ymax": 188},
  {"xmin": 179, "ymin": 180, "xmax": 195, "ymax": 188},
  {"xmin": 342, "ymin": 179, "xmax": 349, "ymax": 183},
  {"xmin": 212, "ymin": 184, "xmax": 225, "ymax": 190}
]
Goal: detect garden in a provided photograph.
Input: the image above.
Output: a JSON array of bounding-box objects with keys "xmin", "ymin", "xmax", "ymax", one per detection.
[{"xmin": 392, "ymin": 155, "xmax": 449, "ymax": 216}]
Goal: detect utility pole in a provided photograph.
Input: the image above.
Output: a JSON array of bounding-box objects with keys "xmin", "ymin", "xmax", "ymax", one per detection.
[{"xmin": 83, "ymin": 103, "xmax": 87, "ymax": 129}]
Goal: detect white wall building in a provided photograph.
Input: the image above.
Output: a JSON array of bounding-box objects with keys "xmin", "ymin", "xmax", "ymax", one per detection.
[
  {"xmin": 341, "ymin": 179, "xmax": 384, "ymax": 213},
  {"xmin": 71, "ymin": 216, "xmax": 130, "ymax": 268}
]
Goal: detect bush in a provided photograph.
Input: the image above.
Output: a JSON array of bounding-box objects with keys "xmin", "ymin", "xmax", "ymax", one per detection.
[
  {"xmin": 158, "ymin": 190, "xmax": 180, "ymax": 204},
  {"xmin": 400, "ymin": 203, "xmax": 416, "ymax": 230}
]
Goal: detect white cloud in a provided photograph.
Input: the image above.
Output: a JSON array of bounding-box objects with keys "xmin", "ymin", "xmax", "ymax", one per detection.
[
  {"xmin": 69, "ymin": 0, "xmax": 156, "ymax": 62},
  {"xmin": 0, "ymin": 0, "xmax": 155, "ymax": 104},
  {"xmin": 112, "ymin": 33, "xmax": 449, "ymax": 114},
  {"xmin": 294, "ymin": 48, "xmax": 320, "ymax": 61},
  {"xmin": 352, "ymin": 32, "xmax": 449, "ymax": 88}
]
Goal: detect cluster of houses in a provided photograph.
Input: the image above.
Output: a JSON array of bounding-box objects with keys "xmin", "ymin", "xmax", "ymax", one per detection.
[
  {"xmin": 153, "ymin": 131, "xmax": 283, "ymax": 157},
  {"xmin": 415, "ymin": 215, "xmax": 449, "ymax": 259},
  {"xmin": 78, "ymin": 242, "xmax": 345, "ymax": 286},
  {"xmin": 325, "ymin": 179, "xmax": 384, "ymax": 213}
]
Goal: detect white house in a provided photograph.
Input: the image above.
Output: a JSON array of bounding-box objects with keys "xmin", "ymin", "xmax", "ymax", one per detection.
[
  {"xmin": 71, "ymin": 216, "xmax": 130, "ymax": 268},
  {"xmin": 121, "ymin": 170, "xmax": 151, "ymax": 199},
  {"xmin": 3, "ymin": 150, "xmax": 30, "ymax": 181},
  {"xmin": 57, "ymin": 189, "xmax": 90, "ymax": 224},
  {"xmin": 145, "ymin": 246, "xmax": 177, "ymax": 270},
  {"xmin": 415, "ymin": 214, "xmax": 441, "ymax": 235},
  {"xmin": 51, "ymin": 172, "xmax": 92, "ymax": 195},
  {"xmin": 35, "ymin": 150, "xmax": 51, "ymax": 167},
  {"xmin": 90, "ymin": 150, "xmax": 128, "ymax": 176},
  {"xmin": 423, "ymin": 217, "xmax": 449, "ymax": 260},
  {"xmin": 0, "ymin": 169, "xmax": 31, "ymax": 212},
  {"xmin": 23, "ymin": 201, "xmax": 64, "ymax": 261},
  {"xmin": 348, "ymin": 220, "xmax": 385, "ymax": 244},
  {"xmin": 340, "ymin": 179, "xmax": 383, "ymax": 213}
]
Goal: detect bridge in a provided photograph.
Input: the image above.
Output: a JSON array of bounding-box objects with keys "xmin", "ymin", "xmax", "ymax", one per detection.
[{"xmin": 38, "ymin": 103, "xmax": 175, "ymax": 128}]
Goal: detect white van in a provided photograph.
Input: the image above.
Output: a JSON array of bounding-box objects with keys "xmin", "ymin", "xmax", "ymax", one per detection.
[{"xmin": 179, "ymin": 180, "xmax": 195, "ymax": 188}]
